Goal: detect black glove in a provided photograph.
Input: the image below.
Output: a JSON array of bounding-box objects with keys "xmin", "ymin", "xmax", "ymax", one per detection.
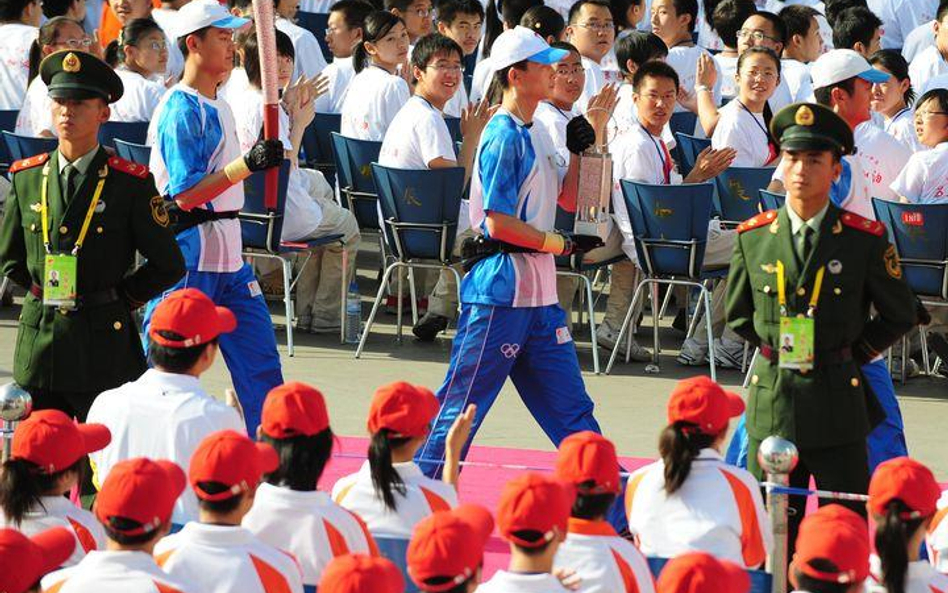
[
  {"xmin": 562, "ymin": 233, "xmax": 604, "ymax": 255},
  {"xmin": 566, "ymin": 115, "xmax": 596, "ymax": 155},
  {"xmin": 244, "ymin": 139, "xmax": 284, "ymax": 172}
]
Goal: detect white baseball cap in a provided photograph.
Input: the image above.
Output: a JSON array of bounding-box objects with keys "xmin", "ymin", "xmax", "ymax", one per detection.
[
  {"xmin": 489, "ymin": 26, "xmax": 569, "ymax": 70},
  {"xmin": 176, "ymin": 0, "xmax": 249, "ymax": 38},
  {"xmin": 810, "ymin": 49, "xmax": 890, "ymax": 90}
]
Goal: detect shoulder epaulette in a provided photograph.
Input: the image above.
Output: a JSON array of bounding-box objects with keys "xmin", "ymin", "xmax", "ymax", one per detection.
[
  {"xmin": 840, "ymin": 211, "xmax": 885, "ymax": 236},
  {"xmin": 8, "ymin": 153, "xmax": 49, "ymax": 173},
  {"xmin": 108, "ymin": 156, "xmax": 149, "ymax": 179},
  {"xmin": 737, "ymin": 210, "xmax": 777, "ymax": 233}
]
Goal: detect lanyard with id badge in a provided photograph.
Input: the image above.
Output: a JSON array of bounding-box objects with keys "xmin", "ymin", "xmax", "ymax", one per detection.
[
  {"xmin": 776, "ymin": 260, "xmax": 825, "ymax": 372},
  {"xmin": 40, "ymin": 164, "xmax": 106, "ymax": 310}
]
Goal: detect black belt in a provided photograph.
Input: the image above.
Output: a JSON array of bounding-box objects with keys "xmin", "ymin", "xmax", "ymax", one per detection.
[
  {"xmin": 166, "ymin": 203, "xmax": 240, "ymax": 234},
  {"xmin": 759, "ymin": 344, "xmax": 853, "ymax": 366},
  {"xmin": 30, "ymin": 284, "xmax": 121, "ymax": 309},
  {"xmin": 460, "ymin": 235, "xmax": 539, "ymax": 272}
]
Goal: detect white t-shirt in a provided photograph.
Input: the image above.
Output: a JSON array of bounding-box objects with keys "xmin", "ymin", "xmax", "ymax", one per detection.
[
  {"xmin": 469, "ymin": 55, "xmax": 495, "ymax": 104},
  {"xmin": 890, "ymin": 142, "xmax": 948, "ymax": 203},
  {"xmin": 276, "ymin": 16, "xmax": 329, "ymax": 81},
  {"xmin": 909, "ymin": 45, "xmax": 948, "ymax": 95},
  {"xmin": 0, "ymin": 495, "xmax": 105, "ymax": 568},
  {"xmin": 42, "ymin": 551, "xmax": 194, "ymax": 593},
  {"xmin": 477, "ymin": 571, "xmax": 571, "ymax": 593},
  {"xmin": 853, "ymin": 120, "xmax": 913, "ymax": 203},
  {"xmin": 444, "ymin": 73, "xmax": 470, "ymax": 118},
  {"xmin": 340, "ymin": 65, "xmax": 410, "ymax": 141},
  {"xmin": 155, "ymin": 523, "xmax": 304, "ymax": 593},
  {"xmin": 554, "ymin": 518, "xmax": 656, "ymax": 593},
  {"xmin": 577, "ymin": 56, "xmax": 606, "ymax": 112},
  {"xmin": 866, "ymin": 556, "xmax": 948, "ymax": 593},
  {"xmin": 217, "ymin": 67, "xmax": 250, "ymax": 107},
  {"xmin": 0, "ymin": 22, "xmax": 37, "ymax": 110},
  {"xmin": 378, "ymin": 95, "xmax": 456, "ymax": 169},
  {"xmin": 86, "ymin": 369, "xmax": 245, "ymax": 526},
  {"xmin": 313, "ymin": 57, "xmax": 356, "ymax": 114},
  {"xmin": 781, "ymin": 59, "xmax": 813, "ymax": 103},
  {"xmin": 715, "ymin": 54, "xmax": 738, "ymax": 100},
  {"xmin": 903, "ymin": 21, "xmax": 935, "ymax": 64},
  {"xmin": 880, "ymin": 0, "xmax": 937, "ymax": 51},
  {"xmin": 920, "ymin": 71, "xmax": 948, "ymax": 96},
  {"xmin": 927, "ymin": 490, "xmax": 948, "ymax": 573},
  {"xmin": 883, "ymin": 107, "xmax": 926, "ymax": 153},
  {"xmin": 111, "ymin": 69, "xmax": 165, "ymax": 123},
  {"xmin": 331, "ymin": 460, "xmax": 458, "ymax": 538},
  {"xmin": 666, "ymin": 44, "xmax": 722, "ymax": 114},
  {"xmin": 15, "ymin": 76, "xmax": 53, "ymax": 137},
  {"xmin": 533, "ymin": 101, "xmax": 576, "ymax": 184},
  {"xmin": 712, "ymin": 99, "xmax": 776, "ymax": 167}
]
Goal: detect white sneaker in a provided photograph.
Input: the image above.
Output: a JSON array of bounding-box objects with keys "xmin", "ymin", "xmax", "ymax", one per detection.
[
  {"xmin": 712, "ymin": 337, "xmax": 747, "ymax": 369},
  {"xmin": 596, "ymin": 320, "xmax": 652, "ymax": 362},
  {"xmin": 677, "ymin": 337, "xmax": 709, "ymax": 366}
]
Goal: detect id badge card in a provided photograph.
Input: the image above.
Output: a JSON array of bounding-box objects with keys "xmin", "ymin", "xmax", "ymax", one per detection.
[
  {"xmin": 43, "ymin": 253, "xmax": 78, "ymax": 309},
  {"xmin": 778, "ymin": 315, "xmax": 815, "ymax": 371}
]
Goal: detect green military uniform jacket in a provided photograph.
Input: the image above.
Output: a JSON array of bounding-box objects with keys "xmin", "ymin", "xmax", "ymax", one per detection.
[
  {"xmin": 0, "ymin": 148, "xmax": 185, "ymax": 394},
  {"xmin": 725, "ymin": 204, "xmax": 917, "ymax": 449}
]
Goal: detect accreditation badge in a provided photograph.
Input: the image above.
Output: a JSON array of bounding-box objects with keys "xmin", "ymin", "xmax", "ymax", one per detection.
[
  {"xmin": 43, "ymin": 253, "xmax": 78, "ymax": 309},
  {"xmin": 778, "ymin": 315, "xmax": 815, "ymax": 371}
]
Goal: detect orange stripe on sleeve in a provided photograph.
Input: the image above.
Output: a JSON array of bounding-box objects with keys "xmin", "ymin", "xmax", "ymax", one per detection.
[
  {"xmin": 250, "ymin": 554, "xmax": 294, "ymax": 593},
  {"xmin": 154, "ymin": 549, "xmax": 176, "ymax": 568},
  {"xmin": 66, "ymin": 518, "xmax": 98, "ymax": 553},
  {"xmin": 625, "ymin": 472, "xmax": 645, "ymax": 517},
  {"xmin": 44, "ymin": 579, "xmax": 67, "ymax": 592},
  {"xmin": 153, "ymin": 581, "xmax": 186, "ymax": 593},
  {"xmin": 929, "ymin": 507, "xmax": 948, "ymax": 535},
  {"xmin": 720, "ymin": 469, "xmax": 767, "ymax": 568},
  {"xmin": 610, "ymin": 549, "xmax": 641, "ymax": 593},
  {"xmin": 323, "ymin": 519, "xmax": 350, "ymax": 557},
  {"xmin": 345, "ymin": 509, "xmax": 380, "ymax": 557},
  {"xmin": 420, "ymin": 487, "xmax": 451, "ymax": 513}
]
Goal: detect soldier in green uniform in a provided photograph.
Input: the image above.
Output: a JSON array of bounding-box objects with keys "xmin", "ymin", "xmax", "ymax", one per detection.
[
  {"xmin": 0, "ymin": 50, "xmax": 185, "ymax": 420},
  {"xmin": 725, "ymin": 102, "xmax": 918, "ymax": 532}
]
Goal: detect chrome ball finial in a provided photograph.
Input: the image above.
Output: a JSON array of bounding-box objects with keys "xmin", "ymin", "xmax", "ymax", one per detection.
[
  {"xmin": 0, "ymin": 382, "xmax": 33, "ymax": 423},
  {"xmin": 757, "ymin": 435, "xmax": 799, "ymax": 475}
]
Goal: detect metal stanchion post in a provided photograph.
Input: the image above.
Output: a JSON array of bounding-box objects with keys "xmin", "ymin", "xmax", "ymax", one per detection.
[
  {"xmin": 0, "ymin": 382, "xmax": 33, "ymax": 462},
  {"xmin": 758, "ymin": 435, "xmax": 799, "ymax": 593}
]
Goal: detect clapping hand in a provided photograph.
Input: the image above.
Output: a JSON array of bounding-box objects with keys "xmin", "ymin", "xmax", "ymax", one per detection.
[{"xmin": 685, "ymin": 146, "xmax": 737, "ymax": 183}]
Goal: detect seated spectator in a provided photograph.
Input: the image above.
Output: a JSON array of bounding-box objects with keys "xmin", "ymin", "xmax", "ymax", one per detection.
[
  {"xmin": 0, "ymin": 410, "xmax": 110, "ymax": 566},
  {"xmin": 106, "ymin": 0, "xmax": 182, "ymax": 84},
  {"xmin": 154, "ymin": 431, "xmax": 305, "ymax": 593},
  {"xmin": 879, "ymin": 0, "xmax": 937, "ymax": 53},
  {"xmin": 386, "ymin": 0, "xmax": 432, "ymax": 45},
  {"xmin": 779, "ymin": 4, "xmax": 821, "ymax": 102},
  {"xmin": 866, "ymin": 457, "xmax": 948, "ymax": 592},
  {"xmin": 521, "ymin": 5, "xmax": 566, "ymax": 45},
  {"xmin": 315, "ymin": 0, "xmax": 373, "ymax": 114},
  {"xmin": 0, "ymin": 0, "xmax": 42, "ymax": 110},
  {"xmin": 41, "ymin": 0, "xmax": 87, "ymax": 22},
  {"xmin": 553, "ymin": 431, "xmax": 655, "ymax": 593},
  {"xmin": 891, "ymin": 89, "xmax": 948, "ymax": 203},
  {"xmin": 626, "ymin": 376, "xmax": 772, "ymax": 568},
  {"xmin": 903, "ymin": 18, "xmax": 936, "ymax": 64},
  {"xmin": 41, "ymin": 458, "xmax": 194, "ymax": 592},
  {"xmin": 320, "ymin": 554, "xmax": 404, "ymax": 593},
  {"xmin": 469, "ymin": 0, "xmax": 542, "ymax": 102},
  {"xmin": 909, "ymin": 2, "xmax": 948, "ymax": 94},
  {"xmin": 104, "ymin": 18, "xmax": 168, "ymax": 122},
  {"xmin": 928, "ymin": 490, "xmax": 948, "ymax": 572},
  {"xmin": 406, "ymin": 504, "xmax": 494, "ymax": 593},
  {"xmin": 0, "ymin": 527, "xmax": 76, "ymax": 593},
  {"xmin": 86, "ymin": 288, "xmax": 244, "ymax": 527},
  {"xmin": 436, "ymin": 0, "xmax": 484, "ymax": 117},
  {"xmin": 332, "ymin": 382, "xmax": 465, "ymax": 538},
  {"xmin": 566, "ymin": 0, "xmax": 618, "ymax": 110},
  {"xmin": 243, "ymin": 382, "xmax": 378, "ymax": 588},
  {"xmin": 709, "ymin": 0, "xmax": 757, "ymax": 101},
  {"xmin": 275, "ymin": 0, "xmax": 329, "ymax": 80},
  {"xmin": 789, "ymin": 504, "xmax": 870, "ymax": 593},
  {"xmin": 833, "ymin": 6, "xmax": 882, "ymax": 57},
  {"xmin": 234, "ymin": 29, "xmax": 360, "ymax": 334},
  {"xmin": 340, "ymin": 11, "xmax": 411, "ymax": 141},
  {"xmin": 612, "ymin": 31, "xmax": 669, "ymax": 134},
  {"xmin": 655, "ymin": 552, "xmax": 750, "ymax": 593},
  {"xmin": 870, "ymin": 49, "xmax": 925, "ymax": 152}
]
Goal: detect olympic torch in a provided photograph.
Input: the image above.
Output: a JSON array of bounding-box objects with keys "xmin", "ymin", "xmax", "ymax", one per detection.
[{"xmin": 251, "ymin": 0, "xmax": 280, "ymax": 209}]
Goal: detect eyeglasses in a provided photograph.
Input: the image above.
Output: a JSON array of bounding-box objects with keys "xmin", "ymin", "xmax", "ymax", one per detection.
[
  {"xmin": 143, "ymin": 40, "xmax": 168, "ymax": 51},
  {"xmin": 58, "ymin": 37, "xmax": 93, "ymax": 48},
  {"xmin": 554, "ymin": 65, "xmax": 584, "ymax": 76},
  {"xmin": 574, "ymin": 21, "xmax": 614, "ymax": 32},
  {"xmin": 426, "ymin": 63, "xmax": 462, "ymax": 73},
  {"xmin": 740, "ymin": 69, "xmax": 778, "ymax": 81},
  {"xmin": 324, "ymin": 25, "xmax": 347, "ymax": 35},
  {"xmin": 915, "ymin": 110, "xmax": 948, "ymax": 121},
  {"xmin": 737, "ymin": 29, "xmax": 780, "ymax": 43}
]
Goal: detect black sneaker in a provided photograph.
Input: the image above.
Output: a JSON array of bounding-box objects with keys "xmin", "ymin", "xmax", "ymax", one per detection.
[
  {"xmin": 929, "ymin": 333, "xmax": 948, "ymax": 365},
  {"xmin": 412, "ymin": 312, "xmax": 449, "ymax": 342}
]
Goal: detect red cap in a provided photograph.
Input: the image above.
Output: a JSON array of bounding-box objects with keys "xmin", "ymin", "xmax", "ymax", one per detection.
[
  {"xmin": 367, "ymin": 382, "xmax": 440, "ymax": 438},
  {"xmin": 188, "ymin": 430, "xmax": 279, "ymax": 501},
  {"xmin": 12, "ymin": 410, "xmax": 111, "ymax": 473},
  {"xmin": 496, "ymin": 473, "xmax": 575, "ymax": 548},
  {"xmin": 320, "ymin": 554, "xmax": 405, "ymax": 593},
  {"xmin": 95, "ymin": 458, "xmax": 186, "ymax": 535},
  {"xmin": 667, "ymin": 376, "xmax": 745, "ymax": 434},
  {"xmin": 868, "ymin": 456, "xmax": 941, "ymax": 519},
  {"xmin": 656, "ymin": 552, "xmax": 750, "ymax": 593},
  {"xmin": 149, "ymin": 288, "xmax": 237, "ymax": 348},
  {"xmin": 554, "ymin": 431, "xmax": 621, "ymax": 494},
  {"xmin": 408, "ymin": 504, "xmax": 495, "ymax": 591},
  {"xmin": 0, "ymin": 527, "xmax": 76, "ymax": 593},
  {"xmin": 262, "ymin": 382, "xmax": 330, "ymax": 438},
  {"xmin": 791, "ymin": 504, "xmax": 869, "ymax": 585}
]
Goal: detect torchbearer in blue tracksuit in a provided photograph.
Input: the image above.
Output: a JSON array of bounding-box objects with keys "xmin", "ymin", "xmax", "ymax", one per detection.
[{"xmin": 414, "ymin": 26, "xmax": 626, "ymax": 527}]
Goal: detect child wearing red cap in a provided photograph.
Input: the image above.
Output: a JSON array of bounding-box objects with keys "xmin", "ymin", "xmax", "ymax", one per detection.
[
  {"xmin": 332, "ymin": 382, "xmax": 468, "ymax": 538},
  {"xmin": 406, "ymin": 504, "xmax": 495, "ymax": 593},
  {"xmin": 655, "ymin": 551, "xmax": 750, "ymax": 593},
  {"xmin": 929, "ymin": 491, "xmax": 948, "ymax": 574},
  {"xmin": 320, "ymin": 553, "xmax": 405, "ymax": 593},
  {"xmin": 87, "ymin": 288, "xmax": 244, "ymax": 527},
  {"xmin": 552, "ymin": 431, "xmax": 655, "ymax": 593},
  {"xmin": 153, "ymin": 430, "xmax": 304, "ymax": 593},
  {"xmin": 789, "ymin": 504, "xmax": 870, "ymax": 593},
  {"xmin": 243, "ymin": 382, "xmax": 379, "ymax": 588},
  {"xmin": 478, "ymin": 473, "xmax": 576, "ymax": 593},
  {"xmin": 865, "ymin": 457, "xmax": 948, "ymax": 593},
  {"xmin": 0, "ymin": 410, "xmax": 110, "ymax": 566},
  {"xmin": 625, "ymin": 376, "xmax": 771, "ymax": 569},
  {"xmin": 0, "ymin": 527, "xmax": 76, "ymax": 593},
  {"xmin": 41, "ymin": 457, "xmax": 194, "ymax": 592}
]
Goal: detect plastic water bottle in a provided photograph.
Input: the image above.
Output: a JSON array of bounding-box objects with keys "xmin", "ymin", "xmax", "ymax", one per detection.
[{"xmin": 344, "ymin": 281, "xmax": 362, "ymax": 344}]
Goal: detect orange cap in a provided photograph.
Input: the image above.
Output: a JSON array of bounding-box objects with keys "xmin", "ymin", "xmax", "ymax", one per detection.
[
  {"xmin": 554, "ymin": 431, "xmax": 621, "ymax": 494},
  {"xmin": 188, "ymin": 430, "xmax": 278, "ymax": 501},
  {"xmin": 868, "ymin": 456, "xmax": 941, "ymax": 519},
  {"xmin": 12, "ymin": 410, "xmax": 111, "ymax": 474},
  {"xmin": 656, "ymin": 552, "xmax": 750, "ymax": 593},
  {"xmin": 667, "ymin": 376, "xmax": 745, "ymax": 434},
  {"xmin": 367, "ymin": 382, "xmax": 440, "ymax": 438},
  {"xmin": 320, "ymin": 554, "xmax": 405, "ymax": 593},
  {"xmin": 262, "ymin": 382, "xmax": 330, "ymax": 438},
  {"xmin": 791, "ymin": 504, "xmax": 869, "ymax": 585},
  {"xmin": 496, "ymin": 473, "xmax": 575, "ymax": 548},
  {"xmin": 0, "ymin": 527, "xmax": 76, "ymax": 593},
  {"xmin": 408, "ymin": 504, "xmax": 494, "ymax": 591},
  {"xmin": 95, "ymin": 458, "xmax": 186, "ymax": 535}
]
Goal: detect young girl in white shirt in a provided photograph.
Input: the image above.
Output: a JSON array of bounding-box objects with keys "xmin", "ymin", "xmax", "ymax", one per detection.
[
  {"xmin": 891, "ymin": 89, "xmax": 948, "ymax": 204},
  {"xmin": 340, "ymin": 10, "xmax": 411, "ymax": 141},
  {"xmin": 869, "ymin": 49, "xmax": 925, "ymax": 153},
  {"xmin": 711, "ymin": 47, "xmax": 780, "ymax": 167},
  {"xmin": 104, "ymin": 18, "xmax": 168, "ymax": 122}
]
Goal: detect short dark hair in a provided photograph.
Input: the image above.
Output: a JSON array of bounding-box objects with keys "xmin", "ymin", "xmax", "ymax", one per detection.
[
  {"xmin": 196, "ymin": 481, "xmax": 245, "ymax": 515},
  {"xmin": 609, "ymin": 0, "xmax": 644, "ymax": 29},
  {"xmin": 0, "ymin": 0, "xmax": 34, "ymax": 20},
  {"xmin": 411, "ymin": 32, "xmax": 462, "ymax": 70},
  {"xmin": 385, "ymin": 0, "xmax": 412, "ymax": 13},
  {"xmin": 331, "ymin": 0, "xmax": 375, "ymax": 29},
  {"xmin": 42, "ymin": 0, "xmax": 76, "ymax": 18},
  {"xmin": 567, "ymin": 0, "xmax": 612, "ymax": 25},
  {"xmin": 916, "ymin": 87, "xmax": 948, "ymax": 112},
  {"xmin": 712, "ymin": 0, "xmax": 756, "ymax": 49},
  {"xmin": 510, "ymin": 531, "xmax": 555, "ymax": 556},
  {"xmin": 780, "ymin": 4, "xmax": 820, "ymax": 41},
  {"xmin": 520, "ymin": 5, "xmax": 565, "ymax": 40},
  {"xmin": 831, "ymin": 6, "xmax": 880, "ymax": 50},
  {"xmin": 939, "ymin": 0, "xmax": 948, "ymax": 23},
  {"xmin": 615, "ymin": 31, "xmax": 667, "ymax": 75},
  {"xmin": 823, "ymin": 0, "xmax": 866, "ymax": 28},
  {"xmin": 668, "ymin": 0, "xmax": 699, "ymax": 32},
  {"xmin": 813, "ymin": 76, "xmax": 856, "ymax": 108},
  {"xmin": 147, "ymin": 331, "xmax": 218, "ymax": 374},
  {"xmin": 178, "ymin": 26, "xmax": 211, "ymax": 59},
  {"xmin": 870, "ymin": 49, "xmax": 915, "ymax": 106},
  {"xmin": 103, "ymin": 517, "xmax": 164, "ymax": 546},
  {"xmin": 261, "ymin": 429, "xmax": 334, "ymax": 492},
  {"xmin": 436, "ymin": 0, "xmax": 483, "ymax": 25},
  {"xmin": 420, "ymin": 576, "xmax": 475, "ymax": 593},
  {"xmin": 571, "ymin": 488, "xmax": 617, "ymax": 520},
  {"xmin": 791, "ymin": 561, "xmax": 852, "ymax": 593},
  {"xmin": 632, "ymin": 59, "xmax": 680, "ymax": 92},
  {"xmin": 748, "ymin": 10, "xmax": 786, "ymax": 45},
  {"xmin": 492, "ymin": 59, "xmax": 528, "ymax": 91},
  {"xmin": 238, "ymin": 28, "xmax": 295, "ymax": 88}
]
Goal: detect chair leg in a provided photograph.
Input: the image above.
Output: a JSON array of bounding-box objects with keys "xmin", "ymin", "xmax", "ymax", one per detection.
[
  {"xmin": 900, "ymin": 336, "xmax": 907, "ymax": 384},
  {"xmin": 920, "ymin": 326, "xmax": 931, "ymax": 376},
  {"xmin": 742, "ymin": 348, "xmax": 759, "ymax": 388},
  {"xmin": 701, "ymin": 285, "xmax": 716, "ymax": 381},
  {"xmin": 685, "ymin": 284, "xmax": 707, "ymax": 340},
  {"xmin": 396, "ymin": 266, "xmax": 404, "ymax": 344},
  {"xmin": 407, "ymin": 267, "xmax": 419, "ymax": 326},
  {"xmin": 356, "ymin": 262, "xmax": 399, "ymax": 358},
  {"xmin": 647, "ymin": 282, "xmax": 661, "ymax": 374},
  {"xmin": 340, "ymin": 241, "xmax": 348, "ymax": 345},
  {"xmin": 740, "ymin": 341, "xmax": 751, "ymax": 374},
  {"xmin": 0, "ymin": 277, "xmax": 9, "ymax": 305},
  {"xmin": 581, "ymin": 275, "xmax": 600, "ymax": 375},
  {"xmin": 282, "ymin": 257, "xmax": 295, "ymax": 357},
  {"xmin": 606, "ymin": 280, "xmax": 647, "ymax": 374},
  {"xmin": 658, "ymin": 282, "xmax": 673, "ymax": 320}
]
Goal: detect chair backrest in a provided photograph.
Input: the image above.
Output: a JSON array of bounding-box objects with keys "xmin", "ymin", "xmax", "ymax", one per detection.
[
  {"xmin": 2, "ymin": 131, "xmax": 58, "ymax": 161},
  {"xmin": 295, "ymin": 11, "xmax": 333, "ymax": 62},
  {"xmin": 331, "ymin": 132, "xmax": 383, "ymax": 229},
  {"xmin": 444, "ymin": 116, "xmax": 462, "ymax": 144},
  {"xmin": 669, "ymin": 112, "xmax": 698, "ymax": 138},
  {"xmin": 714, "ymin": 167, "xmax": 775, "ymax": 226},
  {"xmin": 240, "ymin": 161, "xmax": 292, "ymax": 253},
  {"xmin": 674, "ymin": 133, "xmax": 711, "ymax": 177},
  {"xmin": 372, "ymin": 164, "xmax": 466, "ymax": 262},
  {"xmin": 98, "ymin": 120, "xmax": 149, "ymax": 149},
  {"xmin": 373, "ymin": 536, "xmax": 418, "ymax": 593},
  {"xmin": 0, "ymin": 110, "xmax": 17, "ymax": 169},
  {"xmin": 301, "ymin": 112, "xmax": 341, "ymax": 187},
  {"xmin": 646, "ymin": 557, "xmax": 772, "ymax": 593},
  {"xmin": 114, "ymin": 139, "xmax": 152, "ymax": 166},
  {"xmin": 620, "ymin": 179, "xmax": 714, "ymax": 277},
  {"xmin": 872, "ymin": 198, "xmax": 948, "ymax": 299},
  {"xmin": 758, "ymin": 188, "xmax": 785, "ymax": 211}
]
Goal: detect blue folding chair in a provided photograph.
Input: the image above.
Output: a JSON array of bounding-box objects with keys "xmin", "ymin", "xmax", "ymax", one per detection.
[
  {"xmin": 114, "ymin": 139, "xmax": 151, "ymax": 166},
  {"xmin": 295, "ymin": 11, "xmax": 333, "ymax": 63},
  {"xmin": 301, "ymin": 112, "xmax": 341, "ymax": 187},
  {"xmin": 374, "ymin": 537, "xmax": 417, "ymax": 593},
  {"xmin": 758, "ymin": 188, "xmax": 785, "ymax": 211},
  {"xmin": 674, "ymin": 132, "xmax": 711, "ymax": 178},
  {"xmin": 0, "ymin": 110, "xmax": 18, "ymax": 171},
  {"xmin": 714, "ymin": 167, "xmax": 775, "ymax": 228},
  {"xmin": 240, "ymin": 161, "xmax": 346, "ymax": 355},
  {"xmin": 331, "ymin": 133, "xmax": 383, "ymax": 230},
  {"xmin": 356, "ymin": 165, "xmax": 465, "ymax": 356},
  {"xmin": 872, "ymin": 199, "xmax": 948, "ymax": 378},
  {"xmin": 646, "ymin": 557, "xmax": 773, "ymax": 593},
  {"xmin": 669, "ymin": 111, "xmax": 698, "ymax": 138},
  {"xmin": 444, "ymin": 116, "xmax": 462, "ymax": 144},
  {"xmin": 2, "ymin": 131, "xmax": 58, "ymax": 161},
  {"xmin": 98, "ymin": 120, "xmax": 148, "ymax": 149},
  {"xmin": 606, "ymin": 180, "xmax": 719, "ymax": 379}
]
